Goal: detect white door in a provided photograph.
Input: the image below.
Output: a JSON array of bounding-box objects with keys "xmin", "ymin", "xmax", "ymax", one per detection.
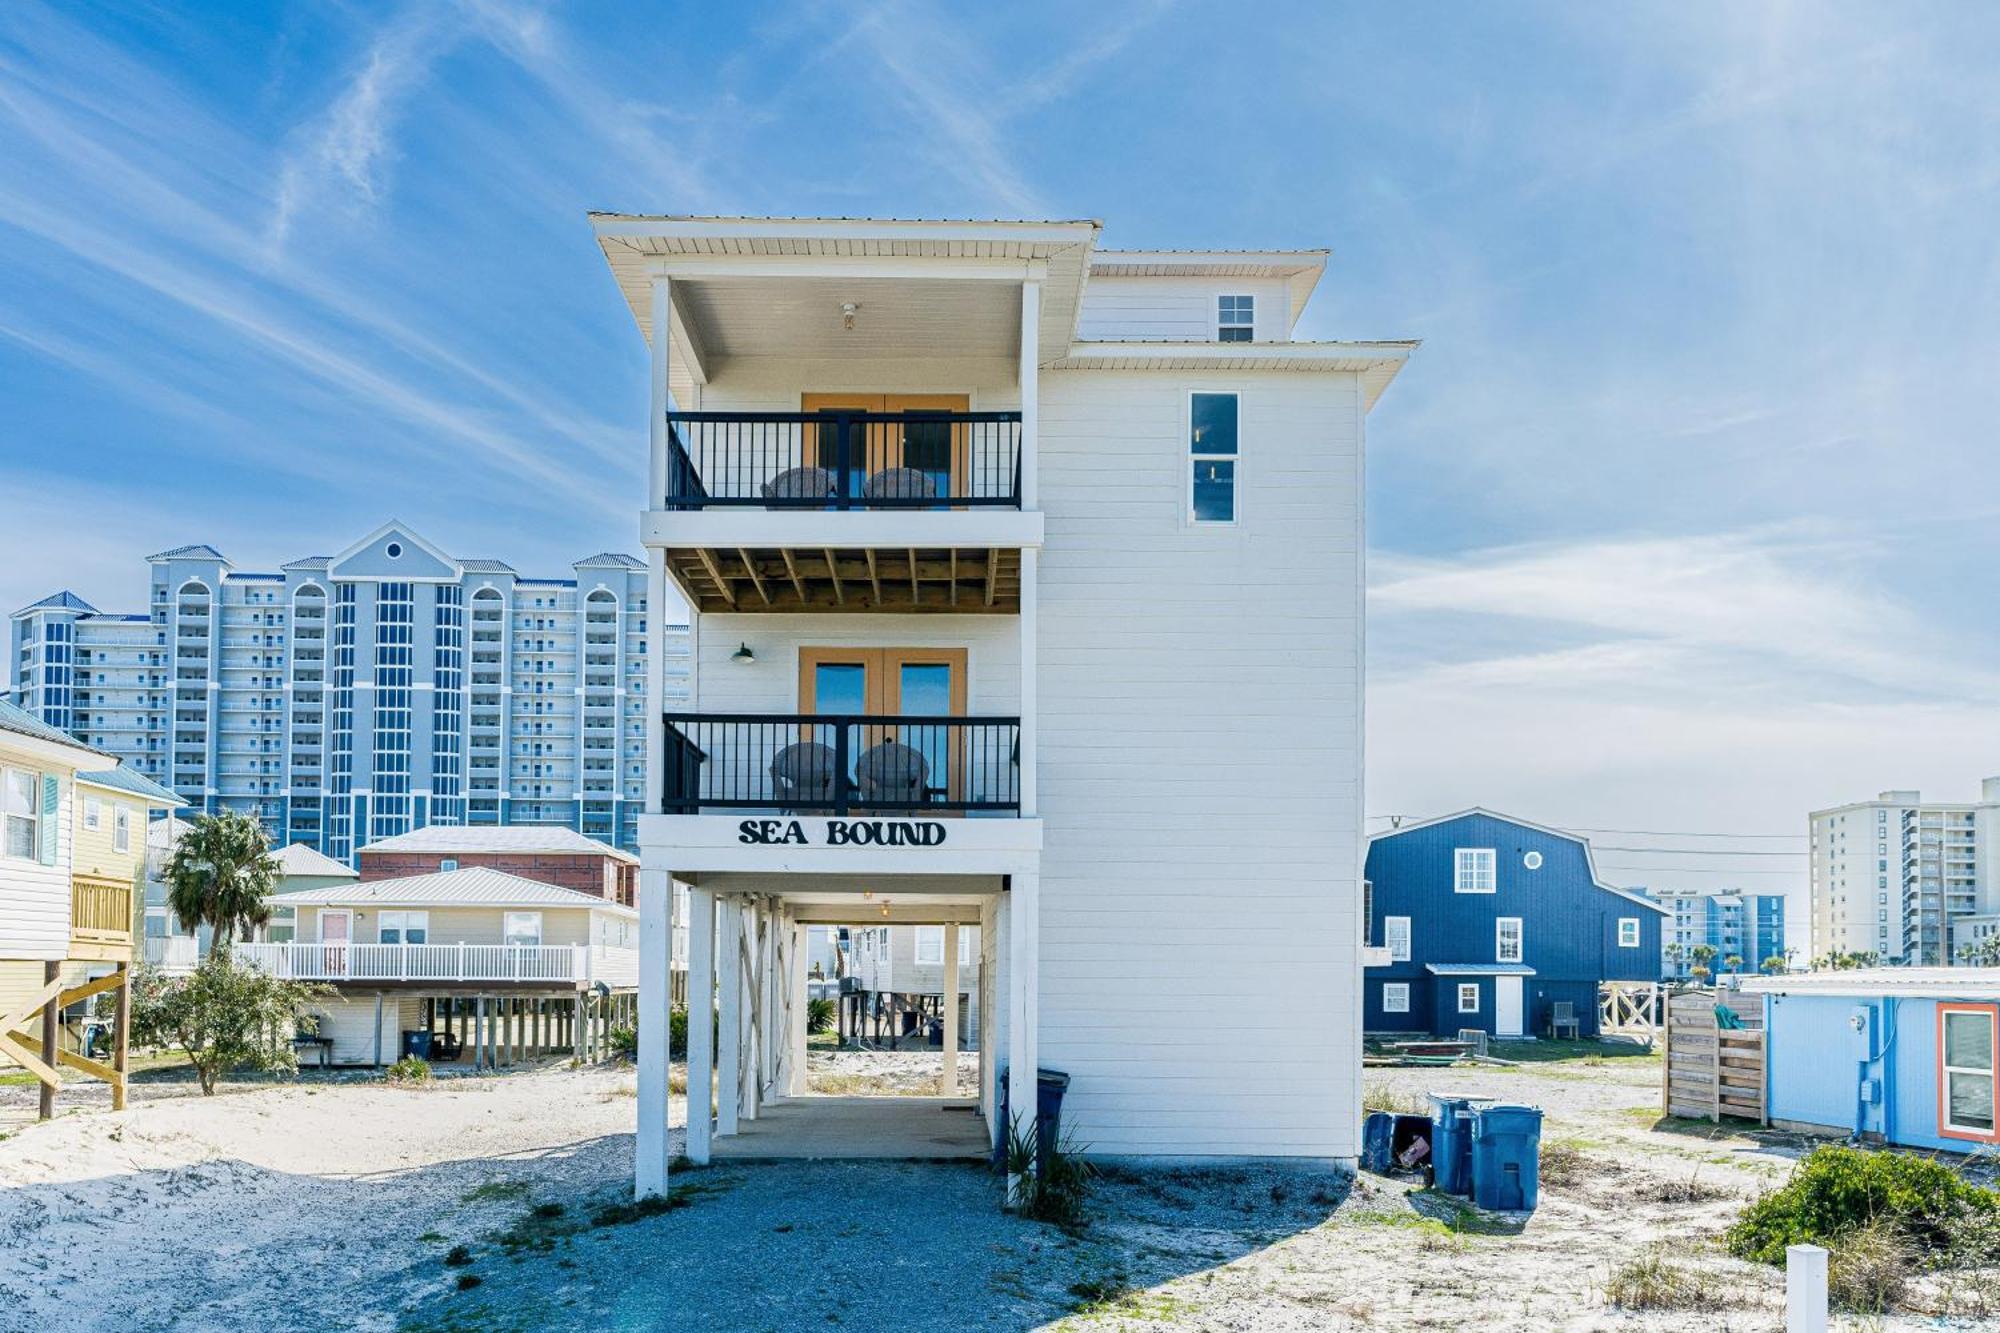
[
  {"xmin": 1495, "ymin": 976, "xmax": 1524, "ymax": 1038},
  {"xmin": 320, "ymin": 910, "xmax": 352, "ymax": 978}
]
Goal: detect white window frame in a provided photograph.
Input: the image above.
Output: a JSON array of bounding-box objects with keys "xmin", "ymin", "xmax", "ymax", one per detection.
[
  {"xmin": 83, "ymin": 794, "xmax": 102, "ymax": 830},
  {"xmin": 440, "ymin": 858, "xmax": 459, "ymax": 871},
  {"xmin": 1454, "ymin": 848, "xmax": 1497, "ymax": 894},
  {"xmin": 1, "ymin": 767, "xmax": 39, "ymax": 862},
  {"xmin": 914, "ymin": 925, "xmax": 944, "ymax": 966},
  {"xmin": 957, "ymin": 925, "xmax": 975, "ymax": 967},
  {"xmin": 1382, "ymin": 982, "xmax": 1410, "ymax": 1014},
  {"xmin": 1496, "ymin": 917, "xmax": 1524, "ymax": 964},
  {"xmin": 1216, "ymin": 293, "xmax": 1254, "ymax": 342},
  {"xmin": 1187, "ymin": 389, "xmax": 1240, "ymax": 526},
  {"xmin": 1457, "ymin": 983, "xmax": 1481, "ymax": 1014},
  {"xmin": 503, "ymin": 911, "xmax": 543, "ymax": 947},
  {"xmin": 113, "ymin": 805, "xmax": 131, "ymax": 853},
  {"xmin": 379, "ymin": 910, "xmax": 429, "ymax": 945},
  {"xmin": 1941, "ymin": 1004, "xmax": 1998, "ymax": 1141},
  {"xmin": 1385, "ymin": 915, "xmax": 1411, "ymax": 962},
  {"xmin": 1618, "ymin": 917, "xmax": 1641, "ymax": 948}
]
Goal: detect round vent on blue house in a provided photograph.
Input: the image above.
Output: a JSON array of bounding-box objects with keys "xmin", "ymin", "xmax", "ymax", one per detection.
[{"xmin": 1523, "ymin": 851, "xmax": 1543, "ymax": 870}]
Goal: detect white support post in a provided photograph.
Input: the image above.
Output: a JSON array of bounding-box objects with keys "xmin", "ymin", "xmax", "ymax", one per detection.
[
  {"xmin": 635, "ymin": 865, "xmax": 673, "ymax": 1198},
  {"xmin": 686, "ymin": 887, "xmax": 716, "ymax": 1165},
  {"xmin": 1786, "ymin": 1245, "xmax": 1828, "ymax": 1333},
  {"xmin": 716, "ymin": 895, "xmax": 743, "ymax": 1137},
  {"xmin": 789, "ymin": 919, "xmax": 808, "ymax": 1096},
  {"xmin": 756, "ymin": 904, "xmax": 776, "ymax": 1112},
  {"xmin": 740, "ymin": 903, "xmax": 761, "ymax": 1121},
  {"xmin": 1018, "ymin": 277, "xmax": 1040, "ymax": 509},
  {"xmin": 1018, "ymin": 549, "xmax": 1038, "ymax": 818},
  {"xmin": 647, "ymin": 276, "xmax": 671, "ymax": 512},
  {"xmin": 1007, "ymin": 869, "xmax": 1040, "ymax": 1204},
  {"xmin": 941, "ymin": 918, "xmax": 960, "ymax": 1097}
]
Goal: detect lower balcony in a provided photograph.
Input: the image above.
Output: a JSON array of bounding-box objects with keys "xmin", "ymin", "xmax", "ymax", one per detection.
[
  {"xmin": 237, "ymin": 942, "xmax": 636, "ymax": 988},
  {"xmin": 661, "ymin": 712, "xmax": 1020, "ymax": 815},
  {"xmin": 70, "ymin": 876, "xmax": 134, "ymax": 960}
]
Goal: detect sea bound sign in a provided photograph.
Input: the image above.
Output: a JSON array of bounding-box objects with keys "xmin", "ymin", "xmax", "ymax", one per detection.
[{"xmin": 738, "ymin": 818, "xmax": 948, "ymax": 847}]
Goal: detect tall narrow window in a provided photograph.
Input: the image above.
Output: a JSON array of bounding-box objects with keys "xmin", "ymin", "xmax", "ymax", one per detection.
[
  {"xmin": 1385, "ymin": 915, "xmax": 1411, "ymax": 962},
  {"xmin": 1496, "ymin": 917, "xmax": 1524, "ymax": 964},
  {"xmin": 1618, "ymin": 917, "xmax": 1641, "ymax": 948},
  {"xmin": 1190, "ymin": 392, "xmax": 1238, "ymax": 523},
  {"xmin": 1217, "ymin": 294, "xmax": 1254, "ymax": 342},
  {"xmin": 1, "ymin": 768, "xmax": 38, "ymax": 861},
  {"xmin": 1941, "ymin": 1004, "xmax": 1997, "ymax": 1140},
  {"xmin": 914, "ymin": 926, "xmax": 944, "ymax": 965}
]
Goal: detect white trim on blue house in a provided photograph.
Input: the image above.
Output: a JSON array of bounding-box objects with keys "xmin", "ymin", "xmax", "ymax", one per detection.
[
  {"xmin": 1425, "ymin": 963, "xmax": 1537, "ymax": 976},
  {"xmin": 1371, "ymin": 807, "xmax": 1669, "ymax": 916}
]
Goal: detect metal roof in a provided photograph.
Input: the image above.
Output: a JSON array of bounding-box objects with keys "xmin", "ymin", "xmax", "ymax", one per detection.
[
  {"xmin": 1425, "ymin": 963, "xmax": 1539, "ymax": 976},
  {"xmin": 460, "ymin": 559, "xmax": 516, "ymax": 574},
  {"xmin": 74, "ymin": 766, "xmax": 186, "ymax": 806},
  {"xmin": 281, "ymin": 556, "xmax": 332, "ymax": 571},
  {"xmin": 1740, "ymin": 968, "xmax": 2000, "ymax": 1001},
  {"xmin": 148, "ymin": 544, "xmax": 227, "ymax": 562},
  {"xmin": 356, "ymin": 824, "xmax": 638, "ymax": 863},
  {"xmin": 272, "ymin": 866, "xmax": 635, "ymax": 915},
  {"xmin": 0, "ymin": 699, "xmax": 111, "ymax": 758},
  {"xmin": 575, "ymin": 552, "xmax": 644, "ymax": 569},
  {"xmin": 272, "ymin": 842, "xmax": 360, "ymax": 879},
  {"xmin": 15, "ymin": 590, "xmax": 97, "ymax": 615}
]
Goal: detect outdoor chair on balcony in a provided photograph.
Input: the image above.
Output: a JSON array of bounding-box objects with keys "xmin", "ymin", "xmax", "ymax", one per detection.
[
  {"xmin": 863, "ymin": 467, "xmax": 937, "ymax": 504},
  {"xmin": 761, "ymin": 466, "xmax": 837, "ymax": 508},
  {"xmin": 770, "ymin": 741, "xmax": 839, "ymax": 811},
  {"xmin": 855, "ymin": 740, "xmax": 930, "ymax": 806}
]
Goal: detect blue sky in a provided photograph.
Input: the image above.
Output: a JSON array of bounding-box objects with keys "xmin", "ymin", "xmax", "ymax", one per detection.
[{"xmin": 6, "ymin": 1, "xmax": 2000, "ymax": 918}]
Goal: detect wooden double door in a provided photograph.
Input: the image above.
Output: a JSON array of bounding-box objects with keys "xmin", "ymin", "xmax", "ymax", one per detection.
[
  {"xmin": 802, "ymin": 393, "xmax": 969, "ymax": 499},
  {"xmin": 800, "ymin": 647, "xmax": 967, "ymax": 803}
]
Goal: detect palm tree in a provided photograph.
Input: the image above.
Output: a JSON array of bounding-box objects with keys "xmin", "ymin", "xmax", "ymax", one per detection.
[
  {"xmin": 1722, "ymin": 954, "xmax": 1744, "ymax": 975},
  {"xmin": 1759, "ymin": 954, "xmax": 1787, "ymax": 975},
  {"xmin": 163, "ymin": 810, "xmax": 279, "ymax": 959}
]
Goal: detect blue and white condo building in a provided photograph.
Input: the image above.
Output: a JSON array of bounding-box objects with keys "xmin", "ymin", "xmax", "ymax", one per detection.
[
  {"xmin": 10, "ymin": 523, "xmax": 691, "ymax": 860},
  {"xmin": 1362, "ymin": 809, "xmax": 1667, "ymax": 1038},
  {"xmin": 1655, "ymin": 885, "xmax": 1786, "ymax": 979}
]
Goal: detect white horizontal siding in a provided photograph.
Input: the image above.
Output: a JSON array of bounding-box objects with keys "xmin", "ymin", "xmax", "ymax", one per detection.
[
  {"xmin": 1075, "ymin": 277, "xmax": 1289, "ymax": 342},
  {"xmin": 0, "ymin": 763, "xmax": 74, "ymax": 962},
  {"xmin": 690, "ymin": 615, "xmax": 1020, "ymax": 715},
  {"xmin": 1036, "ymin": 368, "xmax": 1364, "ymax": 1159}
]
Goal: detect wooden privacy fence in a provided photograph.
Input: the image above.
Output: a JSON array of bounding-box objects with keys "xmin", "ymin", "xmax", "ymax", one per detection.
[{"xmin": 1663, "ymin": 988, "xmax": 1767, "ymax": 1124}]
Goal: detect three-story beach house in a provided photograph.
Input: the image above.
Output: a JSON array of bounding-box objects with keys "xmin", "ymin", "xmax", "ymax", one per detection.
[{"xmin": 595, "ymin": 215, "xmax": 1413, "ymax": 1197}]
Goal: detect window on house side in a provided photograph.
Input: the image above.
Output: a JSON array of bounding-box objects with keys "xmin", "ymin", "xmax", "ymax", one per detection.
[
  {"xmin": 114, "ymin": 806, "xmax": 131, "ymax": 853},
  {"xmin": 1385, "ymin": 915, "xmax": 1411, "ymax": 962},
  {"xmin": 379, "ymin": 910, "xmax": 429, "ymax": 945},
  {"xmin": 1, "ymin": 768, "xmax": 38, "ymax": 861},
  {"xmin": 1454, "ymin": 848, "xmax": 1497, "ymax": 894},
  {"xmin": 1217, "ymin": 294, "xmax": 1254, "ymax": 342},
  {"xmin": 84, "ymin": 795, "xmax": 101, "ymax": 830},
  {"xmin": 1189, "ymin": 392, "xmax": 1238, "ymax": 523},
  {"xmin": 1382, "ymin": 982, "xmax": 1410, "ymax": 1014},
  {"xmin": 914, "ymin": 926, "xmax": 944, "ymax": 966},
  {"xmin": 1458, "ymin": 983, "xmax": 1480, "ymax": 1014},
  {"xmin": 1496, "ymin": 917, "xmax": 1524, "ymax": 964},
  {"xmin": 1618, "ymin": 917, "xmax": 1641, "ymax": 948},
  {"xmin": 1941, "ymin": 1005, "xmax": 1997, "ymax": 1139},
  {"xmin": 440, "ymin": 858, "xmax": 458, "ymax": 871},
  {"xmin": 503, "ymin": 911, "xmax": 542, "ymax": 947}
]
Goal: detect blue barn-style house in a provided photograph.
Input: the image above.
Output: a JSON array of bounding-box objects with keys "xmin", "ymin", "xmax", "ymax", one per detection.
[{"xmin": 1363, "ymin": 810, "xmax": 1666, "ymax": 1038}]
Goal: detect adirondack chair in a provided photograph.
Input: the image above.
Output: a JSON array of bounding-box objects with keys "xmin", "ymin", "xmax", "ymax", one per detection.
[{"xmin": 1547, "ymin": 1000, "xmax": 1581, "ymax": 1040}]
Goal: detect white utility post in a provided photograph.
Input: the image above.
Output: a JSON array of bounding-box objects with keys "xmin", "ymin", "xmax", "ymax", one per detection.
[
  {"xmin": 790, "ymin": 919, "xmax": 808, "ymax": 1095},
  {"xmin": 1786, "ymin": 1245, "xmax": 1827, "ymax": 1333},
  {"xmin": 635, "ymin": 865, "xmax": 674, "ymax": 1197},
  {"xmin": 686, "ymin": 887, "xmax": 716, "ymax": 1164},
  {"xmin": 1007, "ymin": 868, "xmax": 1040, "ymax": 1203},
  {"xmin": 941, "ymin": 919, "xmax": 960, "ymax": 1097},
  {"xmin": 716, "ymin": 895, "xmax": 743, "ymax": 1138}
]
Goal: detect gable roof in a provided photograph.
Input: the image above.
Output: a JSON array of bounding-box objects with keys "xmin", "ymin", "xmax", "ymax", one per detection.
[
  {"xmin": 0, "ymin": 699, "xmax": 110, "ymax": 760},
  {"xmin": 273, "ymin": 866, "xmax": 635, "ymax": 915},
  {"xmin": 326, "ymin": 521, "xmax": 460, "ymax": 577},
  {"xmin": 148, "ymin": 544, "xmax": 227, "ymax": 562},
  {"xmin": 75, "ymin": 767, "xmax": 186, "ymax": 807},
  {"xmin": 147, "ymin": 812, "xmax": 193, "ymax": 850},
  {"xmin": 575, "ymin": 552, "xmax": 644, "ymax": 570},
  {"xmin": 273, "ymin": 842, "xmax": 359, "ymax": 879},
  {"xmin": 461, "ymin": 559, "xmax": 516, "ymax": 574},
  {"xmin": 1369, "ymin": 807, "xmax": 1669, "ymax": 916},
  {"xmin": 14, "ymin": 590, "xmax": 97, "ymax": 615},
  {"xmin": 356, "ymin": 824, "xmax": 638, "ymax": 864},
  {"xmin": 281, "ymin": 556, "xmax": 331, "ymax": 572}
]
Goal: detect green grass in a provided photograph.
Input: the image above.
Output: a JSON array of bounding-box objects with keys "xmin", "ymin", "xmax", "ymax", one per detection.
[{"xmin": 1488, "ymin": 1038, "xmax": 1659, "ymax": 1064}]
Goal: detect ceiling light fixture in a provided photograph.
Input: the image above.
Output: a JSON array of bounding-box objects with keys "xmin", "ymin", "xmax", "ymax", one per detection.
[{"xmin": 841, "ymin": 302, "xmax": 859, "ymax": 332}]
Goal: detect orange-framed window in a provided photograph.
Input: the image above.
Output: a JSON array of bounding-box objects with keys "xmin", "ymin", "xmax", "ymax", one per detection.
[{"xmin": 1939, "ymin": 1002, "xmax": 1999, "ymax": 1143}]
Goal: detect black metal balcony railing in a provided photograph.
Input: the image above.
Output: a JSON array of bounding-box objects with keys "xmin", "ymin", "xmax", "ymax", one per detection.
[
  {"xmin": 664, "ymin": 411, "xmax": 1021, "ymax": 510},
  {"xmin": 661, "ymin": 712, "xmax": 1020, "ymax": 815}
]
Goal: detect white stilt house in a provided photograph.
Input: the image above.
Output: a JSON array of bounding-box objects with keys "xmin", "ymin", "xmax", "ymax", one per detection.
[{"xmin": 596, "ymin": 215, "xmax": 1413, "ymax": 1200}]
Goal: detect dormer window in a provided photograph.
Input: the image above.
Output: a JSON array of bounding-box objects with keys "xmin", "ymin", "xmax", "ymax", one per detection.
[{"xmin": 1218, "ymin": 294, "xmax": 1254, "ymax": 342}]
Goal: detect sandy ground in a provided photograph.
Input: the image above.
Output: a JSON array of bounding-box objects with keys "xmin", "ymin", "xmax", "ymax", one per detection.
[{"xmin": 2, "ymin": 1045, "xmax": 1997, "ymax": 1331}]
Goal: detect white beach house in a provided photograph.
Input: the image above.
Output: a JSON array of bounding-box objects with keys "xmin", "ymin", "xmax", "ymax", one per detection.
[{"xmin": 594, "ymin": 214, "xmax": 1412, "ymax": 1197}]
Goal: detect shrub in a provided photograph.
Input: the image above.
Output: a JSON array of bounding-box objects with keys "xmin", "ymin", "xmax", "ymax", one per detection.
[
  {"xmin": 607, "ymin": 1025, "xmax": 637, "ymax": 1060},
  {"xmin": 807, "ymin": 997, "xmax": 836, "ymax": 1034},
  {"xmin": 129, "ymin": 955, "xmax": 328, "ymax": 1095},
  {"xmin": 669, "ymin": 1007, "xmax": 687, "ymax": 1059},
  {"xmin": 443, "ymin": 1245, "xmax": 473, "ymax": 1268},
  {"xmin": 1005, "ymin": 1114, "xmax": 1096, "ymax": 1228},
  {"xmin": 1726, "ymin": 1145, "xmax": 2000, "ymax": 1267},
  {"xmin": 1604, "ymin": 1250, "xmax": 1739, "ymax": 1311},
  {"xmin": 1828, "ymin": 1220, "xmax": 1912, "ymax": 1313},
  {"xmin": 387, "ymin": 1055, "xmax": 432, "ymax": 1084}
]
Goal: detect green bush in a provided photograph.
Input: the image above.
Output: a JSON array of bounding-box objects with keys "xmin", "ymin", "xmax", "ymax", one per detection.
[
  {"xmin": 807, "ymin": 997, "xmax": 836, "ymax": 1033},
  {"xmin": 1727, "ymin": 1146, "xmax": 2000, "ymax": 1268},
  {"xmin": 387, "ymin": 1055, "xmax": 432, "ymax": 1084},
  {"xmin": 607, "ymin": 1025, "xmax": 637, "ymax": 1060}
]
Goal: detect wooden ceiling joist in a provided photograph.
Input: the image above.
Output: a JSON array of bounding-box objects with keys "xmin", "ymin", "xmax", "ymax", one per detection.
[
  {"xmin": 667, "ymin": 546, "xmax": 1020, "ymax": 614},
  {"xmin": 735, "ymin": 548, "xmax": 772, "ymax": 605},
  {"xmin": 695, "ymin": 548, "xmax": 737, "ymax": 606}
]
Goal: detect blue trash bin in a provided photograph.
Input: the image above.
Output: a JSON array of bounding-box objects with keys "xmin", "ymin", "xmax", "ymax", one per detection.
[
  {"xmin": 1428, "ymin": 1095, "xmax": 1494, "ymax": 1196},
  {"xmin": 1469, "ymin": 1104, "xmax": 1543, "ymax": 1212},
  {"xmin": 1361, "ymin": 1111, "xmax": 1395, "ymax": 1174},
  {"xmin": 401, "ymin": 1030, "xmax": 433, "ymax": 1061},
  {"xmin": 993, "ymin": 1067, "xmax": 1072, "ymax": 1173}
]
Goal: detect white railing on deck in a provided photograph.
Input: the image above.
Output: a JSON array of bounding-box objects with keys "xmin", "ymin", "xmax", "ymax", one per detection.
[
  {"xmin": 144, "ymin": 935, "xmax": 201, "ymax": 974},
  {"xmin": 235, "ymin": 941, "xmax": 639, "ymax": 985}
]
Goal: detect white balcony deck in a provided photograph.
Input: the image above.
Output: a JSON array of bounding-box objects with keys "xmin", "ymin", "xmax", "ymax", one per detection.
[{"xmin": 236, "ymin": 942, "xmax": 638, "ymax": 988}]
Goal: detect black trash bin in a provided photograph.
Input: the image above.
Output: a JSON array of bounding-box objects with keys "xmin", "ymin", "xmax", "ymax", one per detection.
[
  {"xmin": 993, "ymin": 1066, "xmax": 1071, "ymax": 1174},
  {"xmin": 401, "ymin": 1030, "xmax": 433, "ymax": 1060}
]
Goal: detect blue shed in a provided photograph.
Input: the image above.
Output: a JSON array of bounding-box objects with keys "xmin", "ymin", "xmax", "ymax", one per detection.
[
  {"xmin": 1743, "ymin": 970, "xmax": 2000, "ymax": 1153},
  {"xmin": 1363, "ymin": 810, "xmax": 1666, "ymax": 1039}
]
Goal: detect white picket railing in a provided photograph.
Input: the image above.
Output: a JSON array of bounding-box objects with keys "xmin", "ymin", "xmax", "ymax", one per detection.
[
  {"xmin": 236, "ymin": 941, "xmax": 638, "ymax": 985},
  {"xmin": 144, "ymin": 935, "xmax": 201, "ymax": 974}
]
